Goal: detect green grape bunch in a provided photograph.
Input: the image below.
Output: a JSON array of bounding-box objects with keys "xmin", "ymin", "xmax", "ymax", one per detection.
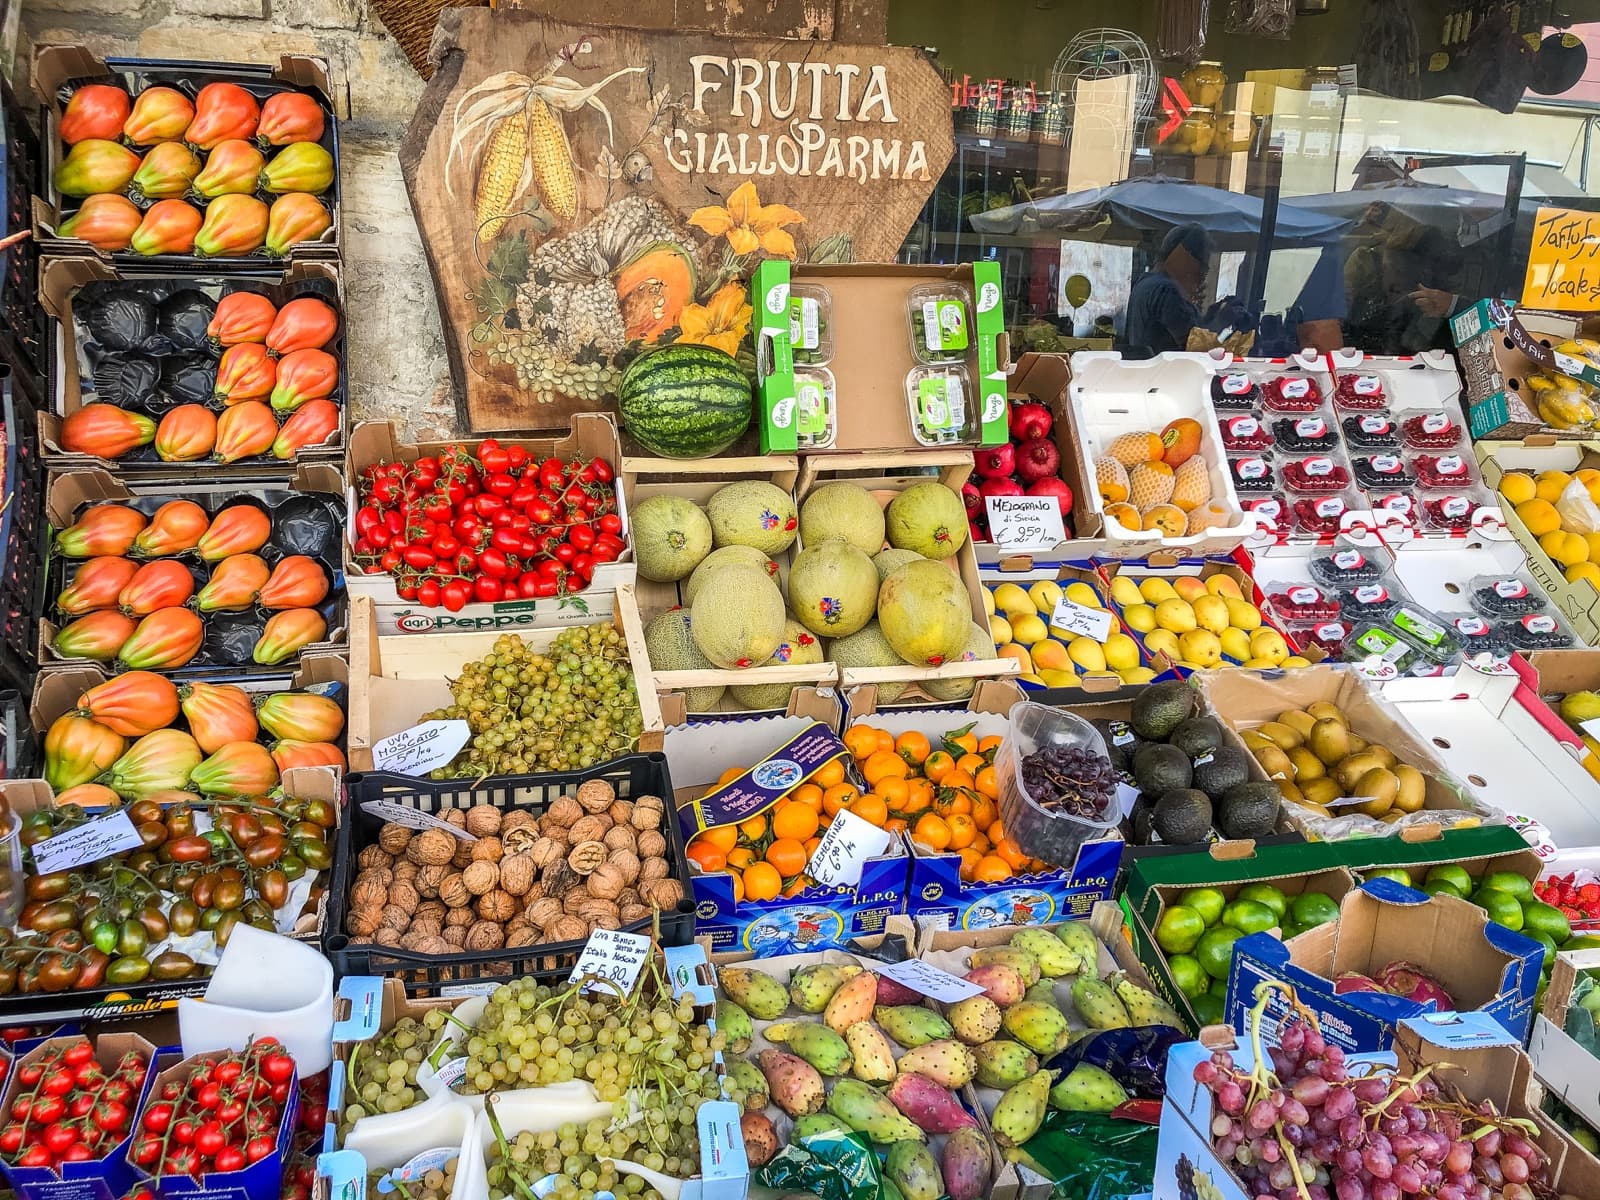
[
  {"xmin": 338, "ymin": 1011, "xmax": 453, "ymax": 1138},
  {"xmin": 369, "ymin": 1156, "xmax": 458, "ymax": 1200}
]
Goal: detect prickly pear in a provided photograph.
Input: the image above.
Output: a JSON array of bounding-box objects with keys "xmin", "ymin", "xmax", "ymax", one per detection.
[
  {"xmin": 756, "ymin": 1049, "xmax": 824, "ymax": 1117},
  {"xmin": 1070, "ymin": 976, "xmax": 1132, "ymax": 1030},
  {"xmin": 1048, "ymin": 1063, "xmax": 1128, "ymax": 1113},
  {"xmin": 942, "ymin": 1126, "xmax": 993, "ymax": 1200},
  {"xmin": 789, "ymin": 963, "xmax": 860, "ymax": 1013},
  {"xmin": 843, "ymin": 1021, "xmax": 897, "ymax": 1083},
  {"xmin": 990, "ymin": 1069, "xmax": 1052, "ymax": 1147},
  {"xmin": 765, "ymin": 1021, "xmax": 853, "ymax": 1076},
  {"xmin": 873, "ymin": 1006, "xmax": 953, "ymax": 1049},
  {"xmin": 721, "ymin": 967, "xmax": 789, "ymax": 1020},
  {"xmin": 946, "ymin": 995, "xmax": 1002, "ymax": 1045},
  {"xmin": 885, "ymin": 1072, "xmax": 979, "ymax": 1135},
  {"xmin": 826, "ymin": 1079, "xmax": 925, "ymax": 1144},
  {"xmin": 1000, "ymin": 1000, "xmax": 1071, "ymax": 1055},
  {"xmin": 963, "ymin": 964, "xmax": 1026, "ymax": 1008},
  {"xmin": 1023, "ymin": 978, "xmax": 1058, "ymax": 1006},
  {"xmin": 885, "ymin": 1140, "xmax": 944, "ymax": 1200},
  {"xmin": 1111, "ymin": 973, "xmax": 1186, "ymax": 1028},
  {"xmin": 972, "ymin": 1039, "xmax": 1037, "ymax": 1090},
  {"xmin": 823, "ymin": 970, "xmax": 878, "ymax": 1034},
  {"xmin": 969, "ymin": 946, "xmax": 1040, "ymax": 986},
  {"xmin": 724, "ymin": 1059, "xmax": 767, "ymax": 1111},
  {"xmin": 739, "ymin": 1112, "xmax": 778, "ymax": 1168},
  {"xmin": 872, "ymin": 974, "xmax": 926, "ymax": 1006},
  {"xmin": 895, "ymin": 1040, "xmax": 977, "ymax": 1088},
  {"xmin": 1056, "ymin": 922, "xmax": 1102, "ymax": 975},
  {"xmin": 792, "ymin": 1113, "xmax": 850, "ymax": 1140},
  {"xmin": 1011, "ymin": 927, "xmax": 1080, "ymax": 978},
  {"xmin": 715, "ymin": 999, "xmax": 753, "ymax": 1052}
]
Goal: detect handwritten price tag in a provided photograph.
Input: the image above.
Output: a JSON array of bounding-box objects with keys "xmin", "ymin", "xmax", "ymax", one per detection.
[
  {"xmin": 569, "ymin": 929, "xmax": 651, "ymax": 995},
  {"xmin": 359, "ymin": 799, "xmax": 477, "ymax": 841},
  {"xmin": 1051, "ymin": 597, "xmax": 1113, "ymax": 641},
  {"xmin": 373, "ymin": 719, "xmax": 471, "ymax": 776},
  {"xmin": 807, "ymin": 808, "xmax": 893, "ymax": 888},
  {"xmin": 985, "ymin": 495, "xmax": 1066, "ymax": 552},
  {"xmin": 874, "ymin": 959, "xmax": 985, "ymax": 1003},
  {"xmin": 31, "ymin": 811, "xmax": 143, "ymax": 875}
]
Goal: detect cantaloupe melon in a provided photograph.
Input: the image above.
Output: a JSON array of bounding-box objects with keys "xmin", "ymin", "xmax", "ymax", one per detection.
[
  {"xmin": 706, "ymin": 481, "xmax": 798, "ymax": 555},
  {"xmin": 690, "ymin": 564, "xmax": 785, "ymax": 669},
  {"xmin": 923, "ymin": 622, "xmax": 998, "ymax": 701},
  {"xmin": 877, "ymin": 560, "xmax": 971, "ymax": 667},
  {"xmin": 632, "ymin": 495, "xmax": 712, "ymax": 582},
  {"xmin": 730, "ymin": 619, "xmax": 824, "ymax": 711},
  {"xmin": 885, "ymin": 482, "xmax": 967, "ymax": 559},
  {"xmin": 827, "ymin": 621, "xmax": 909, "ymax": 704},
  {"xmin": 643, "ymin": 609, "xmax": 725, "ymax": 711},
  {"xmin": 798, "ymin": 483, "xmax": 885, "ymax": 556},
  {"xmin": 871, "ymin": 548, "xmax": 921, "ymax": 583},
  {"xmin": 684, "ymin": 545, "xmax": 779, "ymax": 607},
  {"xmin": 788, "ymin": 540, "xmax": 878, "ymax": 638}
]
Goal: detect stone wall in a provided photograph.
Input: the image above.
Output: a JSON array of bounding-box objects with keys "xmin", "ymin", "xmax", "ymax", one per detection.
[{"xmin": 13, "ymin": 0, "xmax": 461, "ymax": 439}]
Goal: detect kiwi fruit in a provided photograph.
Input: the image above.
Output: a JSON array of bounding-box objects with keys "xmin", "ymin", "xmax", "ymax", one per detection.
[
  {"xmin": 1335, "ymin": 752, "xmax": 1386, "ymax": 791},
  {"xmin": 1365, "ymin": 744, "xmax": 1398, "ymax": 770},
  {"xmin": 1302, "ymin": 777, "xmax": 1342, "ymax": 806},
  {"xmin": 1277, "ymin": 710, "xmax": 1317, "ymax": 740},
  {"xmin": 1241, "ymin": 729, "xmax": 1276, "ymax": 753},
  {"xmin": 1394, "ymin": 765, "xmax": 1425, "ymax": 813},
  {"xmin": 1355, "ymin": 767, "xmax": 1399, "ymax": 818},
  {"xmin": 1288, "ymin": 747, "xmax": 1326, "ymax": 782},
  {"xmin": 1307, "ymin": 718, "xmax": 1351, "ymax": 766},
  {"xmin": 1306, "ymin": 701, "xmax": 1347, "ymax": 725},
  {"xmin": 1254, "ymin": 745, "xmax": 1293, "ymax": 780},
  {"xmin": 1345, "ymin": 732, "xmax": 1369, "ymax": 757},
  {"xmin": 1278, "ymin": 779, "xmax": 1307, "ymax": 806},
  {"xmin": 1257, "ymin": 721, "xmax": 1304, "ymax": 751}
]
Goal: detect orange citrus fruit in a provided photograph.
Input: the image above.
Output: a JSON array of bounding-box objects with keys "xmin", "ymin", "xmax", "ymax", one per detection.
[
  {"xmin": 978, "ymin": 735, "xmax": 1003, "ymax": 755},
  {"xmin": 995, "ymin": 836, "xmax": 1029, "ymax": 871},
  {"xmin": 844, "ymin": 726, "xmax": 882, "ymax": 760},
  {"xmin": 726, "ymin": 847, "xmax": 756, "ymax": 870},
  {"xmin": 876, "ymin": 777, "xmax": 910, "ymax": 812},
  {"xmin": 773, "ymin": 803, "xmax": 820, "ymax": 842},
  {"xmin": 949, "ymin": 731, "xmax": 978, "ymax": 755},
  {"xmin": 974, "ymin": 855, "xmax": 1012, "ymax": 883},
  {"xmin": 822, "ymin": 782, "xmax": 859, "ymax": 816},
  {"xmin": 701, "ymin": 825, "xmax": 739, "ymax": 853},
  {"xmin": 975, "ymin": 765, "xmax": 998, "ymax": 799},
  {"xmin": 791, "ymin": 783, "xmax": 824, "ymax": 811},
  {"xmin": 765, "ymin": 837, "xmax": 808, "ymax": 878},
  {"xmin": 895, "ymin": 731, "xmax": 932, "ymax": 766},
  {"xmin": 811, "ymin": 758, "xmax": 846, "ymax": 789},
  {"xmin": 849, "ymin": 794, "xmax": 889, "ymax": 827},
  {"xmin": 957, "ymin": 847, "xmax": 983, "ymax": 881},
  {"xmin": 923, "ymin": 751, "xmax": 955, "ymax": 783},
  {"xmin": 718, "ymin": 765, "xmax": 746, "ymax": 786},
  {"xmin": 742, "ymin": 862, "xmax": 782, "ymax": 901},
  {"xmin": 946, "ymin": 813, "xmax": 977, "ymax": 850},
  {"xmin": 863, "ymin": 750, "xmax": 910, "ymax": 786},
  {"xmin": 686, "ymin": 841, "xmax": 726, "ymax": 872},
  {"xmin": 738, "ymin": 814, "xmax": 768, "ymax": 842}
]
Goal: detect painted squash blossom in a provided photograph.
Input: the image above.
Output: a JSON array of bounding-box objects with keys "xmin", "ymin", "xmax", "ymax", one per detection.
[
  {"xmin": 677, "ymin": 282, "xmax": 753, "ymax": 357},
  {"xmin": 688, "ymin": 180, "xmax": 805, "ymax": 258}
]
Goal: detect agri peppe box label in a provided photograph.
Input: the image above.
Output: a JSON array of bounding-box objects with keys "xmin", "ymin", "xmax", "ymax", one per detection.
[{"xmin": 383, "ymin": 594, "xmax": 610, "ymax": 634}]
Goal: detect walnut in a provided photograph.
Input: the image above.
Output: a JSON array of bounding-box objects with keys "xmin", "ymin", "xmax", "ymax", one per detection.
[
  {"xmin": 564, "ymin": 890, "xmax": 590, "ymax": 915},
  {"xmin": 358, "ymin": 845, "xmax": 393, "ymax": 871},
  {"xmin": 441, "ymin": 926, "xmax": 466, "ymax": 948},
  {"xmin": 640, "ymin": 878, "xmax": 685, "ymax": 909},
  {"xmin": 585, "ymin": 863, "xmax": 628, "ymax": 901},
  {"xmin": 415, "ymin": 864, "xmax": 448, "ymax": 898},
  {"xmin": 522, "ymin": 882, "xmax": 545, "ymax": 903},
  {"xmin": 507, "ymin": 927, "xmax": 543, "ymax": 949},
  {"xmin": 378, "ymin": 825, "xmax": 413, "ymax": 855},
  {"xmin": 391, "ymin": 862, "xmax": 418, "ymax": 885},
  {"xmin": 542, "ymin": 861, "xmax": 581, "ymax": 897},
  {"xmin": 463, "ymin": 861, "xmax": 499, "ymax": 896},
  {"xmin": 576, "ymin": 779, "xmax": 615, "ymax": 814},
  {"xmin": 445, "ymin": 906, "xmax": 474, "ymax": 928},
  {"xmin": 528, "ymin": 837, "xmax": 566, "ymax": 871},
  {"xmin": 471, "ymin": 836, "xmax": 503, "ymax": 864},
  {"xmin": 379, "ymin": 904, "xmax": 411, "ymax": 932},
  {"xmin": 451, "ymin": 839, "xmax": 474, "ymax": 869},
  {"xmin": 465, "ymin": 805, "xmax": 502, "ymax": 837},
  {"xmin": 499, "ymin": 854, "xmax": 537, "ymax": 897},
  {"xmin": 618, "ymin": 887, "xmax": 642, "ymax": 909},
  {"xmin": 575, "ymin": 896, "xmax": 620, "ymax": 925},
  {"xmin": 546, "ymin": 915, "xmax": 588, "ymax": 942},
  {"xmin": 569, "ymin": 814, "xmax": 613, "ymax": 844},
  {"xmin": 639, "ymin": 857, "xmax": 669, "ymax": 881},
  {"xmin": 416, "ymin": 900, "xmax": 447, "ymax": 924},
  {"xmin": 525, "ymin": 897, "xmax": 563, "ymax": 929},
  {"xmin": 636, "ymin": 830, "xmax": 667, "ymax": 860},
  {"xmin": 603, "ymin": 825, "xmax": 636, "ymax": 854},
  {"xmin": 608, "ymin": 799, "xmax": 634, "ymax": 827},
  {"xmin": 409, "ymin": 829, "xmax": 455, "ymax": 867},
  {"xmin": 351, "ymin": 875, "xmax": 389, "ymax": 910},
  {"xmin": 502, "ymin": 824, "xmax": 539, "ymax": 855},
  {"xmin": 418, "ymin": 935, "xmax": 453, "ymax": 954},
  {"xmin": 347, "ymin": 907, "xmax": 382, "ymax": 938},
  {"xmin": 621, "ymin": 903, "xmax": 651, "ymax": 925},
  {"xmin": 374, "ymin": 926, "xmax": 404, "ymax": 948},
  {"xmin": 543, "ymin": 796, "xmax": 582, "ymax": 829},
  {"xmin": 443, "ymin": 809, "xmax": 467, "ymax": 829},
  {"xmin": 400, "ymin": 928, "xmax": 436, "ymax": 950},
  {"xmin": 465, "ymin": 921, "xmax": 505, "ymax": 951},
  {"xmin": 501, "ymin": 810, "xmax": 537, "ymax": 834},
  {"xmin": 477, "ymin": 889, "xmax": 518, "ymax": 922},
  {"xmin": 389, "ymin": 880, "xmax": 421, "ymax": 914},
  {"xmin": 631, "ymin": 795, "xmax": 665, "ymax": 831},
  {"xmin": 439, "ymin": 873, "xmax": 472, "ymax": 909},
  {"xmin": 409, "ymin": 917, "xmax": 443, "ymax": 940},
  {"xmin": 567, "ymin": 841, "xmax": 606, "ymax": 875},
  {"xmin": 605, "ymin": 849, "xmax": 641, "ymax": 886}
]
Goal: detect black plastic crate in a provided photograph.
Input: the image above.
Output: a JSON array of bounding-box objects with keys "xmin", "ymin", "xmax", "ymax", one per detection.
[
  {"xmin": 328, "ymin": 754, "xmax": 694, "ymax": 997},
  {"xmin": 0, "ymin": 78, "xmax": 46, "ymax": 383},
  {"xmin": 0, "ymin": 689, "xmax": 32, "ymax": 779},
  {"xmin": 2, "ymin": 367, "xmax": 47, "ymax": 626}
]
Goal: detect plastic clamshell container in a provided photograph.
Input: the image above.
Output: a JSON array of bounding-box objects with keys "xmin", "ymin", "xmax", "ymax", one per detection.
[
  {"xmin": 1343, "ymin": 621, "xmax": 1425, "ymax": 674},
  {"xmin": 904, "ymin": 363, "xmax": 977, "ymax": 446},
  {"xmin": 907, "ymin": 282, "xmax": 973, "ymax": 365},
  {"xmin": 788, "ymin": 282, "xmax": 833, "ymax": 364},
  {"xmin": 1069, "ymin": 352, "xmax": 1253, "ymax": 554},
  {"xmin": 996, "ymin": 701, "xmax": 1119, "ymax": 870},
  {"xmin": 1467, "ymin": 574, "xmax": 1550, "ymax": 619},
  {"xmin": 794, "ymin": 365, "xmax": 836, "ymax": 449},
  {"xmin": 0, "ymin": 813, "xmax": 22, "ymax": 929}
]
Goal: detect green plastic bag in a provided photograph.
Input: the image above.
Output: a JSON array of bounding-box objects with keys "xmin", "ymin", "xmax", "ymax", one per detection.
[
  {"xmin": 1009, "ymin": 1112, "xmax": 1156, "ymax": 1200},
  {"xmin": 755, "ymin": 1130, "xmax": 881, "ymax": 1200}
]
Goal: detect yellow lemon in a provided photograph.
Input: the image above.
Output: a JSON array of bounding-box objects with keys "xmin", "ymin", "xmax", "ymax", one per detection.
[
  {"xmin": 1192, "ymin": 594, "xmax": 1230, "ymax": 635},
  {"xmin": 1497, "ymin": 471, "xmax": 1536, "ymax": 506},
  {"xmin": 1119, "ymin": 667, "xmax": 1157, "ymax": 685},
  {"xmin": 1220, "ymin": 627, "xmax": 1253, "ymax": 662},
  {"xmin": 1568, "ymin": 562, "xmax": 1600, "ymax": 587},
  {"xmin": 1067, "ymin": 637, "xmax": 1107, "ymax": 672},
  {"xmin": 1515, "ymin": 498, "xmax": 1562, "ymax": 537},
  {"xmin": 1536, "ymin": 469, "xmax": 1574, "ymax": 503},
  {"xmin": 1121, "ymin": 603, "xmax": 1158, "ymax": 634},
  {"xmin": 993, "ymin": 583, "xmax": 1034, "ymax": 619},
  {"xmin": 1224, "ymin": 597, "xmax": 1263, "ymax": 631},
  {"xmin": 1205, "ymin": 575, "xmax": 1244, "ymax": 599},
  {"xmin": 1109, "ymin": 575, "xmax": 1144, "ymax": 607},
  {"xmin": 1179, "ymin": 629, "xmax": 1223, "ymax": 668},
  {"xmin": 1155, "ymin": 598, "xmax": 1198, "ymax": 634},
  {"xmin": 1139, "ymin": 577, "xmax": 1178, "ymax": 604},
  {"xmin": 989, "ymin": 614, "xmax": 1014, "ymax": 646},
  {"xmin": 1011, "ymin": 613, "xmax": 1049, "ymax": 645},
  {"xmin": 1028, "ymin": 580, "xmax": 1064, "ymax": 613},
  {"xmin": 1062, "ymin": 581, "xmax": 1102, "ymax": 609},
  {"xmin": 1103, "ymin": 633, "xmax": 1141, "ymax": 671},
  {"xmin": 1173, "ymin": 577, "xmax": 1209, "ymax": 603},
  {"xmin": 1145, "ymin": 629, "xmax": 1181, "ymax": 660}
]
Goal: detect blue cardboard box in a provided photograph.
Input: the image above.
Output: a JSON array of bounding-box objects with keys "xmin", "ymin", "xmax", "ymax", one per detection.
[{"xmin": 1224, "ymin": 877, "xmax": 1543, "ymax": 1052}]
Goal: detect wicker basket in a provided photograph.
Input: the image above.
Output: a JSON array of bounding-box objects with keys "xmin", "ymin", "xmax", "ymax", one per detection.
[{"xmin": 371, "ymin": 0, "xmax": 485, "ymax": 78}]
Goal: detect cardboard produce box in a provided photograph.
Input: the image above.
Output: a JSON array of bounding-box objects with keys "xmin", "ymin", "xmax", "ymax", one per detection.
[
  {"xmin": 1529, "ymin": 946, "xmax": 1600, "ymax": 1132},
  {"xmin": 1451, "ymin": 298, "xmax": 1600, "ymax": 441},
  {"xmin": 1226, "ymin": 877, "xmax": 1544, "ymax": 1052},
  {"xmin": 663, "ymin": 700, "xmax": 909, "ymax": 953},
  {"xmin": 344, "ymin": 415, "xmax": 633, "ymax": 635},
  {"xmin": 1122, "ymin": 840, "xmax": 1354, "ymax": 1030},
  {"xmin": 751, "ymin": 260, "xmax": 1007, "ymax": 454},
  {"xmin": 1153, "ymin": 1010, "xmax": 1600, "ymax": 1200},
  {"xmin": 346, "ymin": 593, "xmax": 663, "ymax": 773}
]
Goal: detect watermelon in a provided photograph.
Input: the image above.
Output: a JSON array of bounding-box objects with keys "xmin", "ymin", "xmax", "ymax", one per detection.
[{"xmin": 618, "ymin": 343, "xmax": 752, "ymax": 459}]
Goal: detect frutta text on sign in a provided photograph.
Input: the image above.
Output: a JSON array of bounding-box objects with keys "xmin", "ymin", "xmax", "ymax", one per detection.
[
  {"xmin": 570, "ymin": 929, "xmax": 652, "ymax": 994},
  {"xmin": 985, "ymin": 495, "xmax": 1066, "ymax": 552},
  {"xmin": 807, "ymin": 808, "xmax": 893, "ymax": 888},
  {"xmin": 1524, "ymin": 207, "xmax": 1600, "ymax": 310}
]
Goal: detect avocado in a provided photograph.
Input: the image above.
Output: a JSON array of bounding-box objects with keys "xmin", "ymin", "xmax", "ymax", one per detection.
[
  {"xmin": 1217, "ymin": 782, "xmax": 1282, "ymax": 839},
  {"xmin": 1169, "ymin": 716, "xmax": 1223, "ymax": 760},
  {"xmin": 1192, "ymin": 745, "xmax": 1251, "ymax": 799},
  {"xmin": 1093, "ymin": 719, "xmax": 1143, "ymax": 772},
  {"xmin": 1129, "ymin": 795, "xmax": 1155, "ymax": 846},
  {"xmin": 1130, "ymin": 679, "xmax": 1197, "ymax": 741},
  {"xmin": 1133, "ymin": 743, "xmax": 1193, "ymax": 796},
  {"xmin": 1152, "ymin": 789, "xmax": 1214, "ymax": 846}
]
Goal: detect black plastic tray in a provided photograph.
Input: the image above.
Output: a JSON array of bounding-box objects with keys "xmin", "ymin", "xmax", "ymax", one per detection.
[
  {"xmin": 2, "ymin": 367, "xmax": 48, "ymax": 631},
  {"xmin": 328, "ymin": 754, "xmax": 695, "ymax": 996},
  {"xmin": 1, "ymin": 78, "xmax": 46, "ymax": 384}
]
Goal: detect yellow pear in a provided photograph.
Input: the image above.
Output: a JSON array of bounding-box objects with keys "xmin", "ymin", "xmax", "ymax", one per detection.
[
  {"xmin": 989, "ymin": 614, "xmax": 1014, "ymax": 646},
  {"xmin": 1220, "ymin": 627, "xmax": 1252, "ymax": 662},
  {"xmin": 1145, "ymin": 629, "xmax": 1181, "ymax": 660},
  {"xmin": 1038, "ymin": 668, "xmax": 1077, "ymax": 688},
  {"xmin": 1110, "ymin": 575, "xmax": 1144, "ymax": 607},
  {"xmin": 1020, "ymin": 673, "xmax": 1046, "ymax": 686},
  {"xmin": 983, "ymin": 586, "xmax": 996, "ymax": 616},
  {"xmin": 1283, "ymin": 656, "xmax": 1313, "ymax": 668},
  {"xmin": 1250, "ymin": 627, "xmax": 1289, "ymax": 665},
  {"xmin": 1155, "ymin": 598, "xmax": 1198, "ymax": 633},
  {"xmin": 1011, "ymin": 613, "xmax": 1049, "ymax": 645},
  {"xmin": 1067, "ymin": 637, "xmax": 1107, "ymax": 672},
  {"xmin": 993, "ymin": 583, "xmax": 1033, "ymax": 618},
  {"xmin": 1103, "ymin": 633, "xmax": 1141, "ymax": 671},
  {"xmin": 1179, "ymin": 629, "xmax": 1223, "ymax": 668},
  {"xmin": 1029, "ymin": 580, "xmax": 1064, "ymax": 613},
  {"xmin": 1205, "ymin": 575, "xmax": 1244, "ymax": 599},
  {"xmin": 1224, "ymin": 597, "xmax": 1263, "ymax": 631},
  {"xmin": 1139, "ymin": 577, "xmax": 1179, "ymax": 604},
  {"xmin": 1242, "ymin": 657, "xmax": 1280, "ymax": 669},
  {"xmin": 1173, "ymin": 577, "xmax": 1209, "ymax": 603},
  {"xmin": 1192, "ymin": 594, "xmax": 1230, "ymax": 635},
  {"xmin": 1062, "ymin": 581, "xmax": 1101, "ymax": 610},
  {"xmin": 1119, "ymin": 666, "xmax": 1157, "ymax": 685},
  {"xmin": 1031, "ymin": 639, "xmax": 1070, "ymax": 673},
  {"xmin": 1121, "ymin": 603, "xmax": 1157, "ymax": 634}
]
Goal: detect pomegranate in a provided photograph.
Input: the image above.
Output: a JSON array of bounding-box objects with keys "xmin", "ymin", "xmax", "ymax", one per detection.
[{"xmin": 1014, "ymin": 436, "xmax": 1061, "ymax": 486}]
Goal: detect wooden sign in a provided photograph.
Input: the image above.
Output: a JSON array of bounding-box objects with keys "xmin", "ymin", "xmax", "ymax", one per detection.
[
  {"xmin": 400, "ymin": 11, "xmax": 953, "ymax": 432},
  {"xmin": 1523, "ymin": 206, "xmax": 1600, "ymax": 311}
]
